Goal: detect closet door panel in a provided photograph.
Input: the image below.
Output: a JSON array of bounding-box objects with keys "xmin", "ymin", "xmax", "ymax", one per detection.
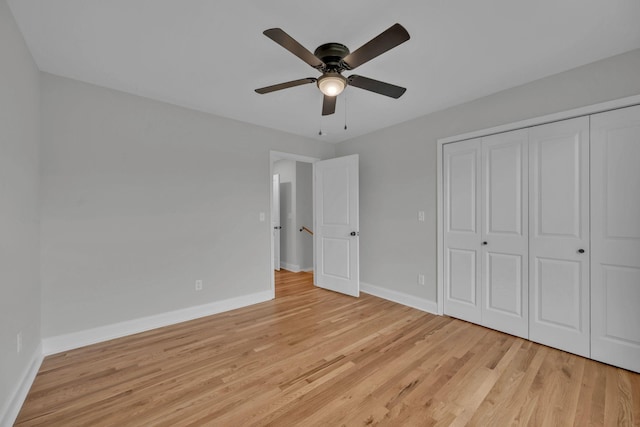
[
  {"xmin": 535, "ymin": 258, "xmax": 582, "ymax": 329},
  {"xmin": 481, "ymin": 130, "xmax": 529, "ymax": 338},
  {"xmin": 529, "ymin": 117, "xmax": 590, "ymax": 357},
  {"xmin": 591, "ymin": 104, "xmax": 640, "ymax": 373},
  {"xmin": 443, "ymin": 139, "xmax": 482, "ymax": 323}
]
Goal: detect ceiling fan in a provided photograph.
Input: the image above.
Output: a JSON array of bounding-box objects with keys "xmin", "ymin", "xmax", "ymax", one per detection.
[{"xmin": 255, "ymin": 24, "xmax": 410, "ymax": 116}]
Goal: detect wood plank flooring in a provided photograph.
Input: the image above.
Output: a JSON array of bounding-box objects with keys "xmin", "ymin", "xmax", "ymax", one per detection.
[{"xmin": 15, "ymin": 270, "xmax": 640, "ymax": 426}]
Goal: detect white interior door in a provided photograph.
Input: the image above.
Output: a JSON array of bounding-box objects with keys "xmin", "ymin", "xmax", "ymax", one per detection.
[
  {"xmin": 272, "ymin": 174, "xmax": 281, "ymax": 271},
  {"xmin": 481, "ymin": 130, "xmax": 529, "ymax": 339},
  {"xmin": 529, "ymin": 117, "xmax": 590, "ymax": 357},
  {"xmin": 591, "ymin": 105, "xmax": 640, "ymax": 373},
  {"xmin": 443, "ymin": 139, "xmax": 482, "ymax": 323},
  {"xmin": 314, "ymin": 155, "xmax": 359, "ymax": 297}
]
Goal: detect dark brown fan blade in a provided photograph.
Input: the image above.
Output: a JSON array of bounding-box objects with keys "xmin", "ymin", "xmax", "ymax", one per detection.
[
  {"xmin": 322, "ymin": 95, "xmax": 336, "ymax": 116},
  {"xmin": 342, "ymin": 24, "xmax": 410, "ymax": 70},
  {"xmin": 255, "ymin": 78, "xmax": 316, "ymax": 94},
  {"xmin": 347, "ymin": 75, "xmax": 406, "ymax": 98},
  {"xmin": 263, "ymin": 28, "xmax": 324, "ymax": 70}
]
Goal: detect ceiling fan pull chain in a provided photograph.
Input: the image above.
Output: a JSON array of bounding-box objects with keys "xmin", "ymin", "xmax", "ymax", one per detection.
[{"xmin": 344, "ymin": 95, "xmax": 348, "ymax": 130}]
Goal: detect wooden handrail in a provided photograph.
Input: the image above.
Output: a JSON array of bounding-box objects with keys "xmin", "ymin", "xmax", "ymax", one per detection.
[{"xmin": 299, "ymin": 226, "xmax": 314, "ymax": 235}]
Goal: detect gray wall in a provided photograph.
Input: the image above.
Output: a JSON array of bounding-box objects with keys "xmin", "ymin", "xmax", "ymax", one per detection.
[
  {"xmin": 336, "ymin": 48, "xmax": 640, "ymax": 304},
  {"xmin": 0, "ymin": 0, "xmax": 41, "ymax": 420},
  {"xmin": 40, "ymin": 74, "xmax": 335, "ymax": 338}
]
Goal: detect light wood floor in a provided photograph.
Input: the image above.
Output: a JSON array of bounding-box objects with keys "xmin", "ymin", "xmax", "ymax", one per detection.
[{"xmin": 16, "ymin": 270, "xmax": 640, "ymax": 426}]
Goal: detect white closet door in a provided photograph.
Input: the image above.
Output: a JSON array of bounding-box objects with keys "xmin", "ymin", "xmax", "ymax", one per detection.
[
  {"xmin": 481, "ymin": 130, "xmax": 529, "ymax": 338},
  {"xmin": 529, "ymin": 117, "xmax": 590, "ymax": 357},
  {"xmin": 591, "ymin": 105, "xmax": 640, "ymax": 373},
  {"xmin": 443, "ymin": 138, "xmax": 482, "ymax": 323}
]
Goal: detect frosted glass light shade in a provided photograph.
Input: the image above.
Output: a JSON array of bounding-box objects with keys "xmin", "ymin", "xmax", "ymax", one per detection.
[{"xmin": 317, "ymin": 73, "xmax": 346, "ymax": 97}]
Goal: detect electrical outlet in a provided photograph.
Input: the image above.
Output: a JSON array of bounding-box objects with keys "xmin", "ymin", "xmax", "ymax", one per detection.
[
  {"xmin": 17, "ymin": 331, "xmax": 22, "ymax": 354},
  {"xmin": 418, "ymin": 210, "xmax": 425, "ymax": 222},
  {"xmin": 417, "ymin": 274, "xmax": 425, "ymax": 286},
  {"xmin": 259, "ymin": 212, "xmax": 266, "ymax": 222},
  {"xmin": 195, "ymin": 280, "xmax": 203, "ymax": 291}
]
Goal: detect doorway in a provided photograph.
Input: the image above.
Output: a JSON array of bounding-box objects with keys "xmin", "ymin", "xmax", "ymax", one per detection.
[
  {"xmin": 270, "ymin": 151, "xmax": 361, "ymax": 299},
  {"xmin": 270, "ymin": 151, "xmax": 319, "ymax": 296}
]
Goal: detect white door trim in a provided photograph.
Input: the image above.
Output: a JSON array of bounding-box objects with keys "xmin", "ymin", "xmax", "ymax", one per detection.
[
  {"xmin": 437, "ymin": 94, "xmax": 640, "ymax": 316},
  {"xmin": 272, "ymin": 173, "xmax": 281, "ymax": 271}
]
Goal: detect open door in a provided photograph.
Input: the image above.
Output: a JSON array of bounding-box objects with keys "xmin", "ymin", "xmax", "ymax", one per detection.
[
  {"xmin": 314, "ymin": 155, "xmax": 359, "ymax": 297},
  {"xmin": 272, "ymin": 174, "xmax": 281, "ymax": 271}
]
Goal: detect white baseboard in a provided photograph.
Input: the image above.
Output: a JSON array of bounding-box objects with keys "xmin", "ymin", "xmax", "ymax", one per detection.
[
  {"xmin": 360, "ymin": 282, "xmax": 439, "ymax": 315},
  {"xmin": 42, "ymin": 290, "xmax": 274, "ymax": 356},
  {"xmin": 280, "ymin": 262, "xmax": 300, "ymax": 272},
  {"xmin": 1, "ymin": 343, "xmax": 43, "ymax": 427}
]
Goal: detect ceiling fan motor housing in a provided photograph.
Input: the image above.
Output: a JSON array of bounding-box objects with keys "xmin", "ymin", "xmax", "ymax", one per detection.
[{"xmin": 313, "ymin": 43, "xmax": 350, "ymax": 71}]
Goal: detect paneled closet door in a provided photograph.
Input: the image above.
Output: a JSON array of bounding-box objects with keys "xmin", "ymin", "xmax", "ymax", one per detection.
[
  {"xmin": 481, "ymin": 130, "xmax": 529, "ymax": 339},
  {"xmin": 591, "ymin": 105, "xmax": 640, "ymax": 373},
  {"xmin": 443, "ymin": 138, "xmax": 482, "ymax": 324},
  {"xmin": 529, "ymin": 117, "xmax": 590, "ymax": 357}
]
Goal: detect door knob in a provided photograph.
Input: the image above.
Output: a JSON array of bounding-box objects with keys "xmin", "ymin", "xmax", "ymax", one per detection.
[
  {"xmin": 482, "ymin": 241, "xmax": 488, "ymax": 245},
  {"xmin": 350, "ymin": 231, "xmax": 358, "ymax": 236},
  {"xmin": 274, "ymin": 226, "xmax": 282, "ymax": 230},
  {"xmin": 578, "ymin": 249, "xmax": 585, "ymax": 254}
]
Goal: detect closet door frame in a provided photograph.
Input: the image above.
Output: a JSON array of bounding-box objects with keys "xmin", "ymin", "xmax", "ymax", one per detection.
[{"xmin": 437, "ymin": 94, "xmax": 640, "ymax": 316}]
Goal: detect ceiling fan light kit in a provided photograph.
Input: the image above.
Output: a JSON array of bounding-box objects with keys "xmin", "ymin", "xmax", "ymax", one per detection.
[
  {"xmin": 255, "ymin": 23, "xmax": 410, "ymax": 117},
  {"xmin": 317, "ymin": 73, "xmax": 346, "ymax": 97}
]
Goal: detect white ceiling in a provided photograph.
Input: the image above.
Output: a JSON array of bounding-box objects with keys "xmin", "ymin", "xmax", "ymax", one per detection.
[{"xmin": 7, "ymin": 1, "xmax": 640, "ymax": 143}]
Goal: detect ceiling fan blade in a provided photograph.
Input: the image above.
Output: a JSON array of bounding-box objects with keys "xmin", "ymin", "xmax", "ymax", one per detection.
[
  {"xmin": 322, "ymin": 95, "xmax": 336, "ymax": 116},
  {"xmin": 255, "ymin": 78, "xmax": 316, "ymax": 94},
  {"xmin": 263, "ymin": 28, "xmax": 324, "ymax": 70},
  {"xmin": 347, "ymin": 75, "xmax": 406, "ymax": 99},
  {"xmin": 342, "ymin": 23, "xmax": 410, "ymax": 70}
]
